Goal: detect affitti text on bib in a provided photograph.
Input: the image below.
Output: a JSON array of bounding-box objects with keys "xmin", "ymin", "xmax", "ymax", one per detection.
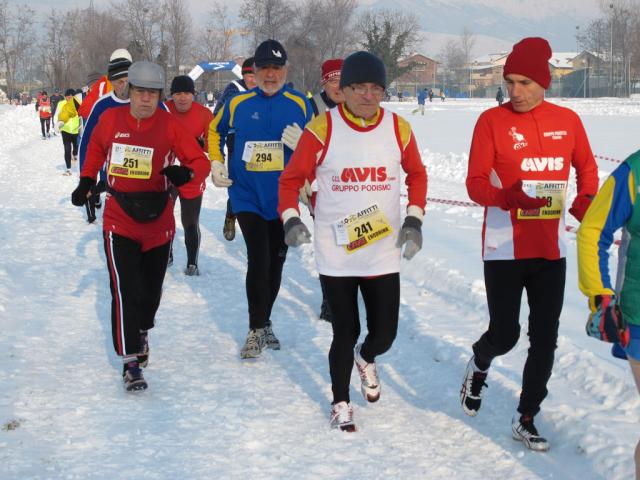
[
  {"xmin": 108, "ymin": 143, "xmax": 154, "ymax": 179},
  {"xmin": 333, "ymin": 204, "xmax": 393, "ymax": 254},
  {"xmin": 242, "ymin": 141, "xmax": 284, "ymax": 172},
  {"xmin": 517, "ymin": 180, "xmax": 567, "ymax": 220}
]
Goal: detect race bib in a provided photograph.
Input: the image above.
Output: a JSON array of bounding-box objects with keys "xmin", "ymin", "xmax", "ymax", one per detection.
[
  {"xmin": 517, "ymin": 180, "xmax": 567, "ymax": 220},
  {"xmin": 333, "ymin": 204, "xmax": 393, "ymax": 254},
  {"xmin": 108, "ymin": 143, "xmax": 154, "ymax": 179},
  {"xmin": 242, "ymin": 141, "xmax": 284, "ymax": 172},
  {"xmin": 40, "ymin": 106, "xmax": 51, "ymax": 113}
]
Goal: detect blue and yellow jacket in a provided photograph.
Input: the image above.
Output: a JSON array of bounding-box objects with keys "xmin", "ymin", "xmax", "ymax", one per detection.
[
  {"xmin": 577, "ymin": 150, "xmax": 640, "ymax": 325},
  {"xmin": 208, "ymin": 85, "xmax": 312, "ymax": 220}
]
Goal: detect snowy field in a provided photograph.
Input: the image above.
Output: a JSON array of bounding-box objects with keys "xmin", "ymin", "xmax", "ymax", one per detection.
[{"xmin": 0, "ymin": 97, "xmax": 639, "ymax": 479}]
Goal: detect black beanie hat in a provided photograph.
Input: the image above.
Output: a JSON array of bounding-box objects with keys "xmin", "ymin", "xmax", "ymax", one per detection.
[
  {"xmin": 170, "ymin": 75, "xmax": 195, "ymax": 95},
  {"xmin": 339, "ymin": 51, "xmax": 386, "ymax": 89},
  {"xmin": 64, "ymin": 88, "xmax": 75, "ymax": 97},
  {"xmin": 242, "ymin": 57, "xmax": 254, "ymax": 75},
  {"xmin": 108, "ymin": 57, "xmax": 132, "ymax": 81}
]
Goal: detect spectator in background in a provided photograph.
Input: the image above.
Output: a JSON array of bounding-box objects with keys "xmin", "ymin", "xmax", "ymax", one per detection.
[
  {"xmin": 496, "ymin": 86, "xmax": 505, "ymax": 105},
  {"xmin": 413, "ymin": 88, "xmax": 427, "ymax": 115}
]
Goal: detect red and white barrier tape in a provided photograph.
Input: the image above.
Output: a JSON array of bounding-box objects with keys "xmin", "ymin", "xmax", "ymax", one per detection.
[
  {"xmin": 408, "ymin": 196, "xmax": 622, "ymax": 247},
  {"xmin": 426, "ymin": 197, "xmax": 480, "ymax": 207},
  {"xmin": 595, "ymin": 154, "xmax": 623, "ymax": 164}
]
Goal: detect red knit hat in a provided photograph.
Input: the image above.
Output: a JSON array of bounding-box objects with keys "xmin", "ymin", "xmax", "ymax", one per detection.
[
  {"xmin": 321, "ymin": 58, "xmax": 343, "ymax": 84},
  {"xmin": 503, "ymin": 37, "xmax": 552, "ymax": 89}
]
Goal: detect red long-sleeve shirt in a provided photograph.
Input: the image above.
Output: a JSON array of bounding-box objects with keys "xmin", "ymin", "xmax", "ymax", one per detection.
[
  {"xmin": 466, "ymin": 101, "xmax": 598, "ymax": 260},
  {"xmin": 81, "ymin": 105, "xmax": 210, "ymax": 247},
  {"xmin": 165, "ymin": 99, "xmax": 214, "ymax": 198}
]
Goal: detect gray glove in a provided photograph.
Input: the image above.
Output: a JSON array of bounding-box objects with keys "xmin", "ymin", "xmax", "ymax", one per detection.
[
  {"xmin": 396, "ymin": 215, "xmax": 422, "ymax": 260},
  {"xmin": 283, "ymin": 217, "xmax": 311, "ymax": 247}
]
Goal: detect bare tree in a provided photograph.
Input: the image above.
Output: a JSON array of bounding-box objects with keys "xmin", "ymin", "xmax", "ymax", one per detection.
[
  {"xmin": 240, "ymin": 0, "xmax": 294, "ymax": 50},
  {"xmin": 114, "ymin": 0, "xmax": 164, "ymax": 61},
  {"xmin": 314, "ymin": 0, "xmax": 357, "ymax": 59},
  {"xmin": 356, "ymin": 9, "xmax": 422, "ymax": 84},
  {"xmin": 75, "ymin": 4, "xmax": 127, "ymax": 76},
  {"xmin": 162, "ymin": 0, "xmax": 191, "ymax": 76},
  {"xmin": 0, "ymin": 0, "xmax": 35, "ymax": 97},
  {"xmin": 194, "ymin": 2, "xmax": 237, "ymax": 61},
  {"xmin": 460, "ymin": 27, "xmax": 475, "ymax": 66},
  {"xmin": 284, "ymin": 0, "xmax": 357, "ymax": 91}
]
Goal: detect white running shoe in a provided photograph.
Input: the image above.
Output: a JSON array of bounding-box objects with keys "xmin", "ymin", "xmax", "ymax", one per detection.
[
  {"xmin": 460, "ymin": 356, "xmax": 488, "ymax": 416},
  {"xmin": 512, "ymin": 413, "xmax": 550, "ymax": 452},
  {"xmin": 354, "ymin": 343, "xmax": 380, "ymax": 402},
  {"xmin": 329, "ymin": 401, "xmax": 356, "ymax": 432},
  {"xmin": 240, "ymin": 328, "xmax": 266, "ymax": 359}
]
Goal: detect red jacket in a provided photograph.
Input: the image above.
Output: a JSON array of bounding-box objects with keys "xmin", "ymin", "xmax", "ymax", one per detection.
[
  {"xmin": 81, "ymin": 106, "xmax": 211, "ymax": 247},
  {"xmin": 78, "ymin": 75, "xmax": 111, "ymax": 120},
  {"xmin": 466, "ymin": 101, "xmax": 598, "ymax": 260},
  {"xmin": 165, "ymin": 99, "xmax": 214, "ymax": 198}
]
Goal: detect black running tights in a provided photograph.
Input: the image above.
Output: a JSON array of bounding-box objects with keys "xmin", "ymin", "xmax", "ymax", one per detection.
[
  {"xmin": 40, "ymin": 117, "xmax": 50, "ymax": 137},
  {"xmin": 179, "ymin": 194, "xmax": 202, "ymax": 267},
  {"xmin": 321, "ymin": 273, "xmax": 400, "ymax": 404},
  {"xmin": 472, "ymin": 258, "xmax": 566, "ymax": 416},
  {"xmin": 236, "ymin": 212, "xmax": 288, "ymax": 330},
  {"xmin": 61, "ymin": 131, "xmax": 78, "ymax": 169}
]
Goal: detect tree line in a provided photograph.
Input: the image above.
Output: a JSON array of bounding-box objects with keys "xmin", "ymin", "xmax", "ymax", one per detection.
[
  {"xmin": 0, "ymin": 0, "xmax": 421, "ymax": 98},
  {"xmin": 577, "ymin": 0, "xmax": 640, "ymax": 96}
]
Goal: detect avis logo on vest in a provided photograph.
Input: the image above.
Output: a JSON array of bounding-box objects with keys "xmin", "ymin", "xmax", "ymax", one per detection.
[
  {"xmin": 340, "ymin": 167, "xmax": 387, "ymax": 182},
  {"xmin": 520, "ymin": 157, "xmax": 564, "ymax": 171}
]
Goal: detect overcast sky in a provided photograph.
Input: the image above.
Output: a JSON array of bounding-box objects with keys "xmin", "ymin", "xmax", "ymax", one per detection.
[{"xmin": 27, "ymin": 0, "xmax": 604, "ymax": 55}]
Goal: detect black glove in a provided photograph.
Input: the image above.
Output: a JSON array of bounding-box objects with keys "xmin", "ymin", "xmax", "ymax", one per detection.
[
  {"xmin": 71, "ymin": 176, "xmax": 96, "ymax": 206},
  {"xmin": 283, "ymin": 217, "xmax": 311, "ymax": 247},
  {"xmin": 95, "ymin": 179, "xmax": 107, "ymax": 194},
  {"xmin": 196, "ymin": 136, "xmax": 205, "ymax": 149},
  {"xmin": 160, "ymin": 165, "xmax": 193, "ymax": 187}
]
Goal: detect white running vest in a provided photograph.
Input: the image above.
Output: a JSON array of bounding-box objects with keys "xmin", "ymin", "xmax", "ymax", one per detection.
[{"xmin": 314, "ymin": 108, "xmax": 402, "ymax": 276}]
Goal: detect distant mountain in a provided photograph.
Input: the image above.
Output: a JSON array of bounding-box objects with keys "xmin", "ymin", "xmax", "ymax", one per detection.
[{"xmin": 361, "ymin": 0, "xmax": 601, "ymax": 57}]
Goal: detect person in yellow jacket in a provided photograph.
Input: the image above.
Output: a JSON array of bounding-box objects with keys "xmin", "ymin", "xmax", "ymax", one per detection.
[{"xmin": 54, "ymin": 88, "xmax": 82, "ymax": 176}]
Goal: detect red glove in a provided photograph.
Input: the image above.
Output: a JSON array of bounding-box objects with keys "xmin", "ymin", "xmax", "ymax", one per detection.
[
  {"xmin": 497, "ymin": 180, "xmax": 548, "ymax": 211},
  {"xmin": 569, "ymin": 194, "xmax": 594, "ymax": 222},
  {"xmin": 587, "ymin": 295, "xmax": 630, "ymax": 347}
]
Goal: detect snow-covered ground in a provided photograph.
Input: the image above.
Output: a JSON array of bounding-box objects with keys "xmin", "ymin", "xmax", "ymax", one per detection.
[{"xmin": 0, "ymin": 98, "xmax": 638, "ymax": 479}]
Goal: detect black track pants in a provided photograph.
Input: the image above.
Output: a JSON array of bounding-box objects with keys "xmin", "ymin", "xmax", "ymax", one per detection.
[
  {"xmin": 321, "ymin": 273, "xmax": 400, "ymax": 404},
  {"xmin": 472, "ymin": 258, "xmax": 566, "ymax": 416},
  {"xmin": 103, "ymin": 232, "xmax": 171, "ymax": 356},
  {"xmin": 236, "ymin": 212, "xmax": 288, "ymax": 330}
]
